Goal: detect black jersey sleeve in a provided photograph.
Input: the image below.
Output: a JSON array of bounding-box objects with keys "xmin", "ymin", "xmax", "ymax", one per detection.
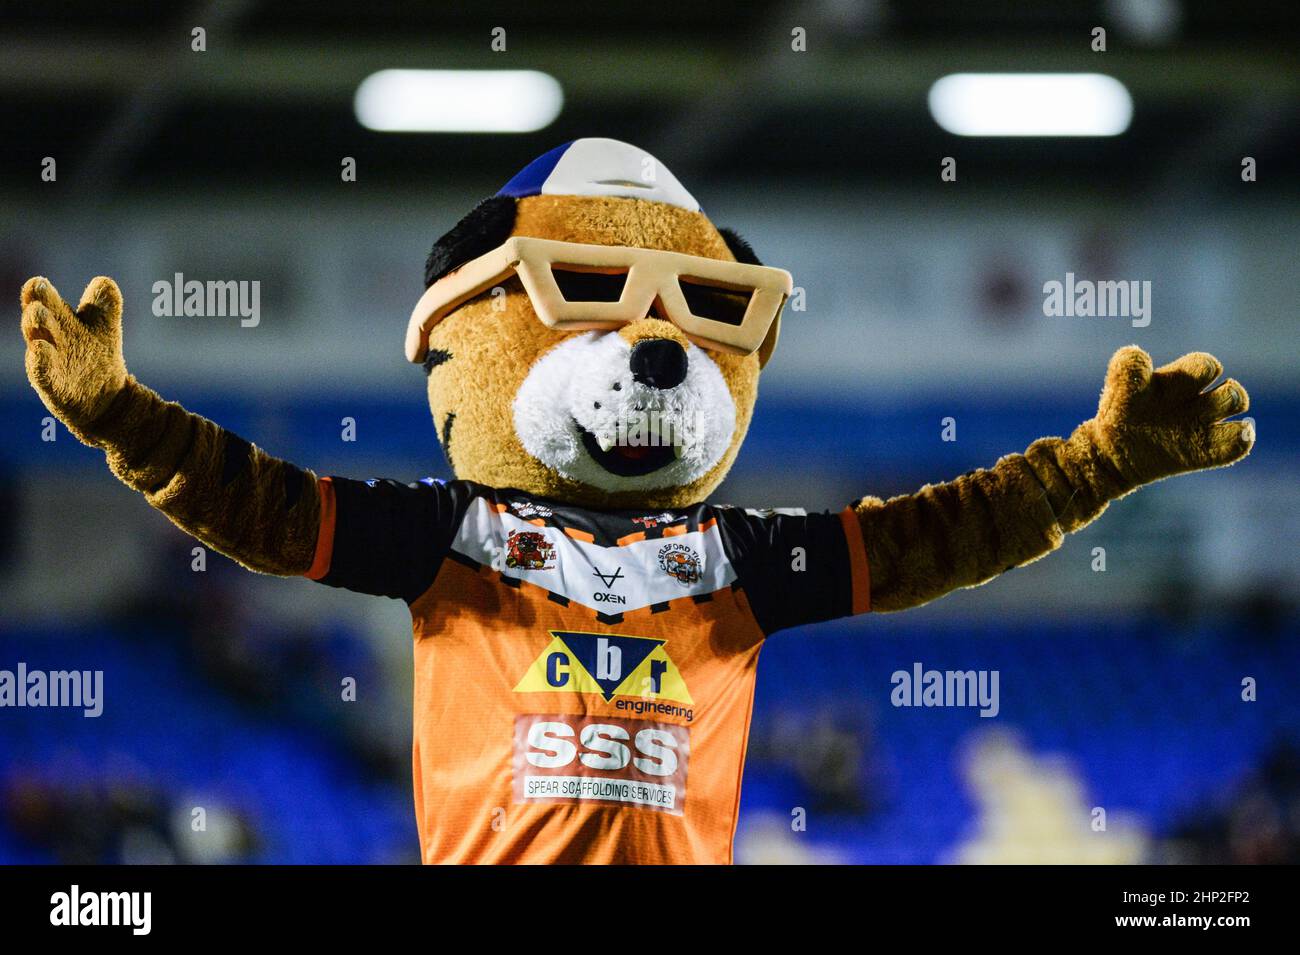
[
  {"xmin": 305, "ymin": 476, "xmax": 473, "ymax": 603},
  {"xmin": 714, "ymin": 505, "xmax": 871, "ymax": 637}
]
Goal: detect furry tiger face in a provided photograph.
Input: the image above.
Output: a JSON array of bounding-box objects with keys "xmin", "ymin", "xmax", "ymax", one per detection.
[{"xmin": 421, "ymin": 193, "xmax": 763, "ymax": 509}]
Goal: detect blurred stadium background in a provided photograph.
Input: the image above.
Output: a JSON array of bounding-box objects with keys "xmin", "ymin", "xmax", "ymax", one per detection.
[{"xmin": 0, "ymin": 1, "xmax": 1297, "ymax": 864}]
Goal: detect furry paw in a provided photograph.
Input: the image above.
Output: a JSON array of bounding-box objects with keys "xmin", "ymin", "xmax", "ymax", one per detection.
[
  {"xmin": 20, "ymin": 276, "xmax": 128, "ymax": 437},
  {"xmin": 1089, "ymin": 345, "xmax": 1254, "ymax": 483}
]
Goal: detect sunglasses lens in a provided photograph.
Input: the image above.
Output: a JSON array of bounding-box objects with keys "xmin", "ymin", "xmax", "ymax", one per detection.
[
  {"xmin": 678, "ymin": 278, "xmax": 752, "ymax": 327},
  {"xmin": 550, "ymin": 266, "xmax": 628, "ymax": 303}
]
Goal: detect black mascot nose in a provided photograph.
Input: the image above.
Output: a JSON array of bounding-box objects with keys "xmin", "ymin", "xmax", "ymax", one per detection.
[{"xmin": 629, "ymin": 339, "xmax": 688, "ymax": 390}]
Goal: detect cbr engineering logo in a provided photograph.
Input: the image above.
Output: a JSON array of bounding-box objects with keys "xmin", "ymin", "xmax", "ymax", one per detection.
[{"xmin": 514, "ymin": 631, "xmax": 694, "ymax": 710}]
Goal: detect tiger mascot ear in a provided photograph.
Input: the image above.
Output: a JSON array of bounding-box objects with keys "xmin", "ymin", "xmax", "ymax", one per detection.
[{"xmin": 412, "ymin": 138, "xmax": 781, "ymax": 509}]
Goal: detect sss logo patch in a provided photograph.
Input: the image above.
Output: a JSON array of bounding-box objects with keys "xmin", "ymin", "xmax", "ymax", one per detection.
[
  {"xmin": 513, "ymin": 713, "xmax": 690, "ymax": 815},
  {"xmin": 513, "ymin": 631, "xmax": 693, "ymax": 705}
]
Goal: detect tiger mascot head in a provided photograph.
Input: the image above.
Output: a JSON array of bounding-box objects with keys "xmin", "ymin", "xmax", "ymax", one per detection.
[{"xmin": 407, "ymin": 139, "xmax": 791, "ymax": 509}]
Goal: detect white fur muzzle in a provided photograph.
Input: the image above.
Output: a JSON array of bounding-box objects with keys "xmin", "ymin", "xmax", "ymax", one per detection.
[{"xmin": 512, "ymin": 331, "xmax": 736, "ymax": 493}]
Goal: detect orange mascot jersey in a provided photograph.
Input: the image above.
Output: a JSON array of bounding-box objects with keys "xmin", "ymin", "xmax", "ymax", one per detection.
[{"xmin": 306, "ymin": 476, "xmax": 870, "ymax": 864}]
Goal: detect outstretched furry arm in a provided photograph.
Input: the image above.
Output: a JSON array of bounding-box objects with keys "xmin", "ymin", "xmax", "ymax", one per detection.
[
  {"xmin": 854, "ymin": 346, "xmax": 1254, "ymax": 612},
  {"xmin": 20, "ymin": 276, "xmax": 319, "ymax": 576}
]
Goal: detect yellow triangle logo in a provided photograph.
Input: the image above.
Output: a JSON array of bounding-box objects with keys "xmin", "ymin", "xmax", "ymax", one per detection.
[
  {"xmin": 513, "ymin": 635, "xmax": 607, "ymax": 696},
  {"xmin": 513, "ymin": 632, "xmax": 692, "ymax": 705}
]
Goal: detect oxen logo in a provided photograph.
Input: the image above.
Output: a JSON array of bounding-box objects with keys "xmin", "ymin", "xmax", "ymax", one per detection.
[
  {"xmin": 657, "ymin": 542, "xmax": 702, "ymax": 585},
  {"xmin": 593, "ymin": 566, "xmax": 624, "ymax": 589},
  {"xmin": 505, "ymin": 530, "xmax": 556, "ymax": 571}
]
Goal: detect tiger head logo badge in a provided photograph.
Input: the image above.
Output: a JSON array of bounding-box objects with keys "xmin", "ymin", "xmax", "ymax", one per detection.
[
  {"xmin": 506, "ymin": 530, "xmax": 556, "ymax": 571},
  {"xmin": 657, "ymin": 542, "xmax": 702, "ymax": 585}
]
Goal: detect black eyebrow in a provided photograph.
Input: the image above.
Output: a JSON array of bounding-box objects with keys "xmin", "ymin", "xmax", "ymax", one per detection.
[{"xmin": 423, "ymin": 348, "xmax": 453, "ymax": 376}]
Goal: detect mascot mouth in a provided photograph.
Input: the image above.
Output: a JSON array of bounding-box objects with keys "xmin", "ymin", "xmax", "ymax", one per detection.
[
  {"xmin": 577, "ymin": 423, "xmax": 680, "ymax": 477},
  {"xmin": 514, "ymin": 333, "xmax": 735, "ymax": 491}
]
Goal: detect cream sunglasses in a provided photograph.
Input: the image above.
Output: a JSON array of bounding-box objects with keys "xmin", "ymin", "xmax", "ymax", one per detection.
[{"xmin": 405, "ymin": 236, "xmax": 792, "ymax": 367}]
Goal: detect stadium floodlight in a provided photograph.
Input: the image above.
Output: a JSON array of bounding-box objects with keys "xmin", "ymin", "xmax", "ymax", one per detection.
[
  {"xmin": 927, "ymin": 73, "xmax": 1133, "ymax": 136},
  {"xmin": 354, "ymin": 69, "xmax": 564, "ymax": 133}
]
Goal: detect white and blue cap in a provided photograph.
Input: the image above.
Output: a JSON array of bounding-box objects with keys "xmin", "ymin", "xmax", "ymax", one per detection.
[{"xmin": 497, "ymin": 138, "xmax": 700, "ymax": 212}]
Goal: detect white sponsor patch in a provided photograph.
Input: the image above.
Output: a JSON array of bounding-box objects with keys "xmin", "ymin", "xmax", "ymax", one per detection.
[
  {"xmin": 521, "ymin": 775, "xmax": 679, "ymax": 811},
  {"xmin": 452, "ymin": 497, "xmax": 735, "ymax": 612},
  {"xmin": 513, "ymin": 714, "xmax": 690, "ymax": 815}
]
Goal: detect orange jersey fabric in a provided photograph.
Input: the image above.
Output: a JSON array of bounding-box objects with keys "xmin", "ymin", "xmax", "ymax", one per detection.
[{"xmin": 308, "ymin": 477, "xmax": 869, "ymax": 864}]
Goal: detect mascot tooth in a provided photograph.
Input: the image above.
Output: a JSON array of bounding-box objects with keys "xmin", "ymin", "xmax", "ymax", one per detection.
[{"xmin": 21, "ymin": 137, "xmax": 1255, "ymax": 864}]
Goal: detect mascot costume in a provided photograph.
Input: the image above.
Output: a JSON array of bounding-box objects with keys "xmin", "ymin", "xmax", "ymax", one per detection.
[{"xmin": 19, "ymin": 139, "xmax": 1254, "ymax": 863}]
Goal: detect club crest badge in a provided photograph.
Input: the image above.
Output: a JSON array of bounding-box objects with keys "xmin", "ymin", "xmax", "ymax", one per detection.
[
  {"xmin": 505, "ymin": 530, "xmax": 556, "ymax": 571},
  {"xmin": 657, "ymin": 542, "xmax": 702, "ymax": 585}
]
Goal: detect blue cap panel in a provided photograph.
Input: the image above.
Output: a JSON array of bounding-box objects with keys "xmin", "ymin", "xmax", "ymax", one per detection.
[{"xmin": 496, "ymin": 141, "xmax": 573, "ymax": 198}]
